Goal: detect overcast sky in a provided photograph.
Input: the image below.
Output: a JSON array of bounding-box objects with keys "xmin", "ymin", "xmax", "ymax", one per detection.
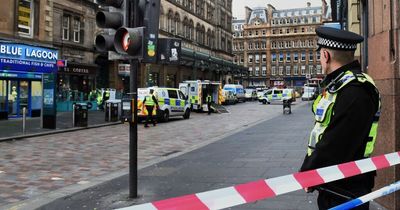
[{"xmin": 232, "ymin": 0, "xmax": 324, "ymax": 19}]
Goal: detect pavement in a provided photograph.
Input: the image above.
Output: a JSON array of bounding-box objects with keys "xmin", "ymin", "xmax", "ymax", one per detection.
[
  {"xmin": 0, "ymin": 101, "xmax": 387, "ymax": 210},
  {"xmin": 0, "ymin": 110, "xmax": 120, "ymax": 140}
]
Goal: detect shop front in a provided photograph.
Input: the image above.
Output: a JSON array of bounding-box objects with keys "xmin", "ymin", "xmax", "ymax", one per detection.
[
  {"xmin": 0, "ymin": 42, "xmax": 58, "ymax": 120},
  {"xmin": 57, "ymin": 63, "xmax": 97, "ymax": 111}
]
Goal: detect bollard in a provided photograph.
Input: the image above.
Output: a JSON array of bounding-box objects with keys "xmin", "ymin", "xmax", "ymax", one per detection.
[
  {"xmin": 108, "ymin": 102, "xmax": 111, "ymax": 122},
  {"xmin": 72, "ymin": 104, "xmax": 75, "ymax": 127},
  {"xmin": 22, "ymin": 107, "xmax": 26, "ymax": 135}
]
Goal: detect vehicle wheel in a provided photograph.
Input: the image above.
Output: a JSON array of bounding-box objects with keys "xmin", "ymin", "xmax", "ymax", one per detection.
[
  {"xmin": 267, "ymin": 101, "xmax": 271, "ymax": 104},
  {"xmin": 162, "ymin": 110, "xmax": 169, "ymax": 122},
  {"xmin": 262, "ymin": 99, "xmax": 267, "ymax": 104},
  {"xmin": 183, "ymin": 109, "xmax": 190, "ymax": 119}
]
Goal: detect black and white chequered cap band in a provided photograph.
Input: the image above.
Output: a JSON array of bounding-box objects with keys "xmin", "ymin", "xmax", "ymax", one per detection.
[{"xmin": 317, "ymin": 38, "xmax": 358, "ymax": 50}]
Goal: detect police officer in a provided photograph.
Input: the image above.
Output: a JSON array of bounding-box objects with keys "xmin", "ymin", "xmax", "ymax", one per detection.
[
  {"xmin": 142, "ymin": 89, "xmax": 159, "ymax": 128},
  {"xmin": 206, "ymin": 93, "xmax": 212, "ymax": 115},
  {"xmin": 300, "ymin": 27, "xmax": 381, "ymax": 210}
]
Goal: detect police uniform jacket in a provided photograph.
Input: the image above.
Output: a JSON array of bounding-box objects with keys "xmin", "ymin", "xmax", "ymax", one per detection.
[{"xmin": 300, "ymin": 60, "xmax": 380, "ymax": 194}]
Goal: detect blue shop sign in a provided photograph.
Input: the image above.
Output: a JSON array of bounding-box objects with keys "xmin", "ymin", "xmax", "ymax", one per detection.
[{"xmin": 0, "ymin": 42, "xmax": 58, "ymax": 73}]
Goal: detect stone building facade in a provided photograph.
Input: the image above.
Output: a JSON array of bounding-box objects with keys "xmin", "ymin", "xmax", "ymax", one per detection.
[
  {"xmin": 233, "ymin": 1, "xmax": 329, "ymax": 88},
  {"xmin": 133, "ymin": 0, "xmax": 240, "ymax": 89}
]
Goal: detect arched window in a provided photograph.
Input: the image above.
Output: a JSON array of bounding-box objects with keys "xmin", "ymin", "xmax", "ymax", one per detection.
[
  {"xmin": 201, "ymin": 25, "xmax": 205, "ymax": 44},
  {"xmin": 196, "ymin": 23, "xmax": 201, "ymax": 43},
  {"xmin": 167, "ymin": 10, "xmax": 174, "ymax": 34},
  {"xmin": 183, "ymin": 17, "xmax": 189, "ymax": 38},
  {"xmin": 189, "ymin": 19, "xmax": 194, "ymax": 40},
  {"xmin": 174, "ymin": 12, "xmax": 180, "ymax": 35},
  {"xmin": 207, "ymin": 29, "xmax": 212, "ymax": 47},
  {"xmin": 159, "ymin": 6, "xmax": 166, "ymax": 30}
]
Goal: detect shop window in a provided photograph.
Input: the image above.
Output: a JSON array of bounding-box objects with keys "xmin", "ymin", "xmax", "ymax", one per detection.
[
  {"xmin": 147, "ymin": 72, "xmax": 159, "ymax": 87},
  {"xmin": 166, "ymin": 74, "xmax": 176, "ymax": 87}
]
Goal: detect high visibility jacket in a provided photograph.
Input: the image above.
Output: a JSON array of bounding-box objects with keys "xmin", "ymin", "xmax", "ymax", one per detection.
[
  {"xmin": 144, "ymin": 95, "xmax": 155, "ymax": 106},
  {"xmin": 105, "ymin": 91, "xmax": 110, "ymax": 98},
  {"xmin": 307, "ymin": 70, "xmax": 381, "ymax": 158},
  {"xmin": 206, "ymin": 95, "xmax": 212, "ymax": 103}
]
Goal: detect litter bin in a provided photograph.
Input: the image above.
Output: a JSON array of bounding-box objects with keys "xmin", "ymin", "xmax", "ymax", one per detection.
[
  {"xmin": 73, "ymin": 103, "xmax": 88, "ymax": 127},
  {"xmin": 105, "ymin": 102, "xmax": 120, "ymax": 122}
]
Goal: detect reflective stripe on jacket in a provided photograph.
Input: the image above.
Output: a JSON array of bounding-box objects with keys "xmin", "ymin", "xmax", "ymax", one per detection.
[{"xmin": 307, "ymin": 70, "xmax": 381, "ymax": 158}]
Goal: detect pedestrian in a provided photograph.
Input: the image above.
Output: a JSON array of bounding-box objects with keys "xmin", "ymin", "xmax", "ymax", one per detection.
[
  {"xmin": 300, "ymin": 27, "xmax": 381, "ymax": 210},
  {"xmin": 206, "ymin": 93, "xmax": 212, "ymax": 115},
  {"xmin": 142, "ymin": 89, "xmax": 159, "ymax": 128}
]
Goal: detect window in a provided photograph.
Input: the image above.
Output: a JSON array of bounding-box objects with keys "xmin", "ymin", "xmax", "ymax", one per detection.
[
  {"xmin": 272, "ymin": 29, "xmax": 276, "ymax": 34},
  {"xmin": 248, "ymin": 54, "xmax": 253, "ymax": 63},
  {"xmin": 249, "ymin": 31, "xmax": 252, "ymax": 36},
  {"xmin": 249, "ymin": 67, "xmax": 253, "ymax": 76},
  {"xmin": 262, "ymin": 30, "xmax": 266, "ymax": 35},
  {"xmin": 294, "ymin": 28, "xmax": 297, "ymax": 33},
  {"xmin": 301, "ymin": 65, "xmax": 306, "ymax": 75},
  {"xmin": 316, "ymin": 65, "xmax": 322, "ymax": 74},
  {"xmin": 302, "ymin": 27, "xmax": 305, "ymax": 33},
  {"xmin": 255, "ymin": 30, "xmax": 259, "ymax": 35},
  {"xmin": 286, "ymin": 66, "xmax": 291, "ymax": 75},
  {"xmin": 240, "ymin": 56, "xmax": 244, "ymax": 63},
  {"xmin": 309, "ymin": 65, "xmax": 314, "ymax": 75},
  {"xmin": 309, "ymin": 51, "xmax": 314, "ymax": 61},
  {"xmin": 261, "ymin": 41, "xmax": 266, "ymax": 49},
  {"xmin": 286, "ymin": 52, "xmax": 291, "ymax": 62},
  {"xmin": 62, "ymin": 15, "xmax": 70, "ymax": 40},
  {"xmin": 262, "ymin": 54, "xmax": 266, "ymax": 63},
  {"xmin": 279, "ymin": 53, "xmax": 284, "ymax": 62},
  {"xmin": 294, "ymin": 52, "xmax": 298, "ymax": 62},
  {"xmin": 272, "ymin": 53, "xmax": 276, "ymax": 62},
  {"xmin": 73, "ymin": 17, "xmax": 81, "ymax": 43},
  {"xmin": 248, "ymin": 43, "xmax": 253, "ymax": 50},
  {"xmin": 18, "ymin": 0, "xmax": 34, "ymax": 37},
  {"xmin": 279, "ymin": 66, "xmax": 284, "ymax": 75},
  {"xmin": 255, "ymin": 54, "xmax": 260, "ymax": 63},
  {"xmin": 255, "ymin": 67, "xmax": 260, "ymax": 76},
  {"xmin": 255, "ymin": 42, "xmax": 259, "ymax": 49},
  {"xmin": 293, "ymin": 65, "xmax": 299, "ymax": 75},
  {"xmin": 262, "ymin": 66, "xmax": 266, "ymax": 76},
  {"xmin": 301, "ymin": 52, "xmax": 306, "ymax": 61},
  {"xmin": 286, "ymin": 29, "xmax": 290, "ymax": 34},
  {"xmin": 272, "ymin": 66, "xmax": 277, "ymax": 75},
  {"xmin": 168, "ymin": 90, "xmax": 178, "ymax": 98}
]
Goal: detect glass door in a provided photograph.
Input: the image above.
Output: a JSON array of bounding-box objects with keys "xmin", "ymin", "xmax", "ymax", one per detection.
[
  {"xmin": 8, "ymin": 81, "xmax": 18, "ymax": 117},
  {"xmin": 19, "ymin": 81, "xmax": 29, "ymax": 116}
]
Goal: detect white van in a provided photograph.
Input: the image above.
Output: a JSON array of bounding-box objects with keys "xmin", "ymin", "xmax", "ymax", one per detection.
[
  {"xmin": 259, "ymin": 88, "xmax": 295, "ymax": 104},
  {"xmin": 302, "ymin": 86, "xmax": 317, "ymax": 101},
  {"xmin": 223, "ymin": 84, "xmax": 245, "ymax": 102}
]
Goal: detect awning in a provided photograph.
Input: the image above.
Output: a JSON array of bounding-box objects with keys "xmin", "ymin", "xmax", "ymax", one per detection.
[{"xmin": 180, "ymin": 47, "xmax": 247, "ymax": 74}]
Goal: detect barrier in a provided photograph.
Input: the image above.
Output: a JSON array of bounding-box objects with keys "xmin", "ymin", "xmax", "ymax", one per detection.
[
  {"xmin": 329, "ymin": 180, "xmax": 400, "ymax": 210},
  {"xmin": 117, "ymin": 152, "xmax": 400, "ymax": 210}
]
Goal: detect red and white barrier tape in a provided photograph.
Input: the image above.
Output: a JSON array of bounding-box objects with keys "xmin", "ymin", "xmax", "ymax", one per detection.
[{"xmin": 117, "ymin": 152, "xmax": 400, "ymax": 210}]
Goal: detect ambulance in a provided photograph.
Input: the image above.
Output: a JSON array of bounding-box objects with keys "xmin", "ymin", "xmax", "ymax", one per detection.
[
  {"xmin": 258, "ymin": 88, "xmax": 295, "ymax": 104},
  {"xmin": 179, "ymin": 80, "xmax": 223, "ymax": 112},
  {"xmin": 138, "ymin": 87, "xmax": 191, "ymax": 122}
]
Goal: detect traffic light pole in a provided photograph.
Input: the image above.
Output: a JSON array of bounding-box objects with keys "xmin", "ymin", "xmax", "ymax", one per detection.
[
  {"xmin": 129, "ymin": 59, "xmax": 138, "ymax": 198},
  {"xmin": 128, "ymin": 0, "xmax": 139, "ymax": 198}
]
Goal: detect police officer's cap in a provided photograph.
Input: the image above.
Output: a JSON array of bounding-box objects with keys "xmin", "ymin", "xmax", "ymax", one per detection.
[{"xmin": 316, "ymin": 27, "xmax": 364, "ymax": 51}]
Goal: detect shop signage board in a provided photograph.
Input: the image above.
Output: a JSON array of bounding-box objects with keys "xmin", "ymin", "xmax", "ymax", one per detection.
[
  {"xmin": 42, "ymin": 73, "xmax": 56, "ymax": 129},
  {"xmin": 0, "ymin": 42, "xmax": 58, "ymax": 73}
]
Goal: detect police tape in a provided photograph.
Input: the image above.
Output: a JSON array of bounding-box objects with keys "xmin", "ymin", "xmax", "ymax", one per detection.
[
  {"xmin": 329, "ymin": 180, "xmax": 400, "ymax": 210},
  {"xmin": 117, "ymin": 152, "xmax": 400, "ymax": 210}
]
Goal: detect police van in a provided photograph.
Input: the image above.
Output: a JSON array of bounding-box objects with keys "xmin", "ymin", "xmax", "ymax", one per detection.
[
  {"xmin": 258, "ymin": 88, "xmax": 295, "ymax": 104},
  {"xmin": 138, "ymin": 87, "xmax": 191, "ymax": 122},
  {"xmin": 223, "ymin": 84, "xmax": 246, "ymax": 103}
]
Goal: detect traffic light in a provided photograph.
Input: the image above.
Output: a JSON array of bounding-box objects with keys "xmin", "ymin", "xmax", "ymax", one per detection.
[
  {"xmin": 114, "ymin": 27, "xmax": 144, "ymax": 58},
  {"xmin": 112, "ymin": 0, "xmax": 160, "ymax": 62},
  {"xmin": 95, "ymin": 0, "xmax": 127, "ymax": 52}
]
